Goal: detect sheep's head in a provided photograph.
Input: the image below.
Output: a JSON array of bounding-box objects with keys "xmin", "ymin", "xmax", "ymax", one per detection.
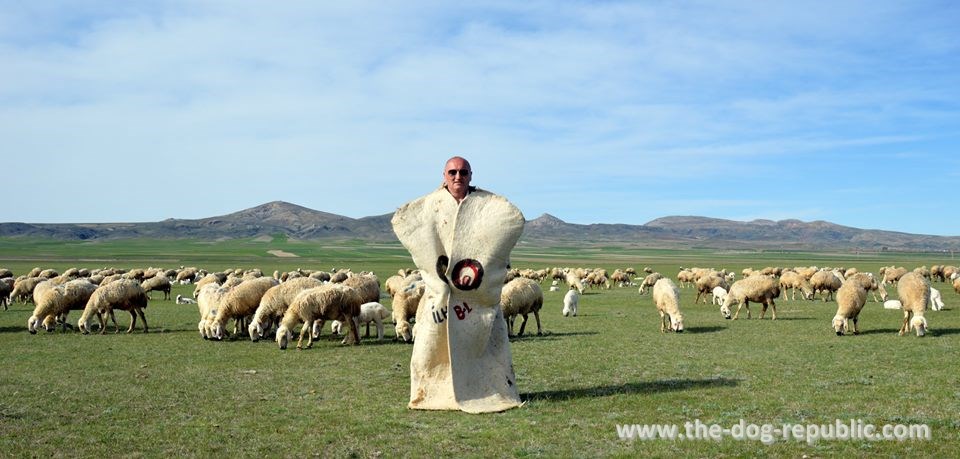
[
  {"xmin": 77, "ymin": 317, "xmax": 90, "ymax": 334},
  {"xmin": 212, "ymin": 322, "xmax": 226, "ymax": 341},
  {"xmin": 276, "ymin": 325, "xmax": 291, "ymax": 349},
  {"xmin": 719, "ymin": 301, "xmax": 732, "ymax": 320},
  {"xmin": 42, "ymin": 315, "xmax": 58, "ymax": 332},
  {"xmin": 396, "ymin": 321, "xmax": 413, "ymax": 342},
  {"xmin": 910, "ymin": 315, "xmax": 927, "ymax": 337},
  {"xmin": 248, "ymin": 320, "xmax": 263, "ymax": 342},
  {"xmin": 832, "ymin": 315, "xmax": 847, "ymax": 336},
  {"xmin": 671, "ymin": 314, "xmax": 684, "ymax": 333}
]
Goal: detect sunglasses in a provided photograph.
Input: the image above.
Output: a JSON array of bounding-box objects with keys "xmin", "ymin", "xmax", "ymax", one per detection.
[{"xmin": 447, "ymin": 169, "xmax": 471, "ymax": 177}]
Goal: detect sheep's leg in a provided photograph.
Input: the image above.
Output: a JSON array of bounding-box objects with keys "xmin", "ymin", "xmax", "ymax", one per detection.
[
  {"xmin": 297, "ymin": 322, "xmax": 310, "ymax": 349},
  {"xmin": 694, "ymin": 290, "xmax": 703, "ymax": 304},
  {"xmin": 659, "ymin": 311, "xmax": 667, "ymax": 332},
  {"xmin": 852, "ymin": 316, "xmax": 859, "ymax": 335},
  {"xmin": 505, "ymin": 316, "xmax": 515, "ymax": 337},
  {"xmin": 364, "ymin": 321, "xmax": 371, "ymax": 338},
  {"xmin": 517, "ymin": 313, "xmax": 529, "ymax": 337},
  {"xmin": 533, "ymin": 310, "xmax": 542, "ymax": 336},
  {"xmin": 375, "ymin": 318, "xmax": 384, "ymax": 340},
  {"xmin": 137, "ymin": 308, "xmax": 148, "ymax": 333},
  {"xmin": 769, "ymin": 299, "xmax": 777, "ymax": 320},
  {"xmin": 898, "ymin": 311, "xmax": 910, "ymax": 336},
  {"xmin": 759, "ymin": 302, "xmax": 767, "ymax": 319},
  {"xmin": 732, "ymin": 302, "xmax": 743, "ymax": 320},
  {"xmin": 126, "ymin": 309, "xmax": 137, "ymax": 333},
  {"xmin": 346, "ymin": 315, "xmax": 361, "ymax": 345},
  {"xmin": 108, "ymin": 310, "xmax": 121, "ymax": 334}
]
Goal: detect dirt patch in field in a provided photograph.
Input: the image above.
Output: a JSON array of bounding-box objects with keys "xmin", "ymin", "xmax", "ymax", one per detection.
[
  {"xmin": 253, "ymin": 235, "xmax": 273, "ymax": 242},
  {"xmin": 267, "ymin": 249, "xmax": 299, "ymax": 258}
]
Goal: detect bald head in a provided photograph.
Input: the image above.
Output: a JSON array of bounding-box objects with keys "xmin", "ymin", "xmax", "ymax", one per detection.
[{"xmin": 443, "ymin": 156, "xmax": 472, "ymax": 202}]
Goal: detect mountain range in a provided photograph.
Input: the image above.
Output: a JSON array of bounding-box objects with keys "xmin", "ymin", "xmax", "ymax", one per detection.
[{"xmin": 2, "ymin": 200, "xmax": 959, "ymax": 251}]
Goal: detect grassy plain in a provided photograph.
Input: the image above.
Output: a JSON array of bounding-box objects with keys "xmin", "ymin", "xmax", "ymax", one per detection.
[{"xmin": 1, "ymin": 237, "xmax": 959, "ymax": 457}]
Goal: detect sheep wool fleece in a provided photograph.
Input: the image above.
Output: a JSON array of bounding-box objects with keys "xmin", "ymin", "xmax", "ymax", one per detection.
[{"xmin": 392, "ymin": 186, "xmax": 524, "ymax": 413}]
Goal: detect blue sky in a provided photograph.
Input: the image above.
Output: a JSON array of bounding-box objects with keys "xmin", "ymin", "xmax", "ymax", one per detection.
[{"xmin": 2, "ymin": 1, "xmax": 958, "ymax": 236}]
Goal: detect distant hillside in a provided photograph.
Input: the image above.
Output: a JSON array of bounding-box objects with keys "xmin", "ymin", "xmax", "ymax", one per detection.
[{"xmin": 3, "ymin": 201, "xmax": 959, "ymax": 251}]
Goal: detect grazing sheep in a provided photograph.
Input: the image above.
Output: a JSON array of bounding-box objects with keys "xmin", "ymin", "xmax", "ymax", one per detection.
[
  {"xmin": 832, "ymin": 281, "xmax": 868, "ymax": 335},
  {"xmin": 175, "ymin": 267, "xmax": 200, "ymax": 284},
  {"xmin": 247, "ymin": 277, "xmax": 323, "ymax": 341},
  {"xmin": 77, "ymin": 279, "xmax": 149, "ymax": 334},
  {"xmin": 342, "ymin": 273, "xmax": 381, "ymax": 304},
  {"xmin": 392, "ymin": 281, "xmax": 424, "ymax": 342},
  {"xmin": 929, "ymin": 287, "xmax": 945, "ymax": 311},
  {"xmin": 10, "ymin": 277, "xmax": 44, "ymax": 304},
  {"xmin": 810, "ymin": 270, "xmax": 843, "ymax": 302},
  {"xmin": 210, "ymin": 277, "xmax": 280, "ymax": 340},
  {"xmin": 196, "ymin": 284, "xmax": 228, "ymax": 339},
  {"xmin": 333, "ymin": 302, "xmax": 391, "ymax": 340},
  {"xmin": 676, "ymin": 269, "xmax": 696, "ymax": 289},
  {"xmin": 880, "ymin": 266, "xmax": 908, "ymax": 286},
  {"xmin": 721, "ymin": 275, "xmax": 781, "ymax": 320},
  {"xmin": 141, "ymin": 275, "xmax": 172, "ymax": 301},
  {"xmin": 500, "ymin": 277, "xmax": 544, "ymax": 337},
  {"xmin": 562, "ymin": 288, "xmax": 579, "ymax": 317},
  {"xmin": 896, "ymin": 272, "xmax": 930, "ymax": 337},
  {"xmin": 0, "ymin": 268, "xmax": 13, "ymax": 279},
  {"xmin": 652, "ymin": 278, "xmax": 684, "ymax": 333},
  {"xmin": 638, "ymin": 272, "xmax": 664, "ymax": 295},
  {"xmin": 175, "ymin": 294, "xmax": 197, "ymax": 304},
  {"xmin": 694, "ymin": 273, "xmax": 728, "ymax": 304},
  {"xmin": 711, "ymin": 286, "xmax": 728, "ymax": 306},
  {"xmin": 954, "ymin": 277, "xmax": 960, "ymax": 295},
  {"xmin": 0, "ymin": 277, "xmax": 13, "ymax": 310},
  {"xmin": 779, "ymin": 271, "xmax": 814, "ymax": 301},
  {"xmin": 564, "ymin": 271, "xmax": 584, "ymax": 294},
  {"xmin": 275, "ymin": 284, "xmax": 363, "ymax": 350},
  {"xmin": 27, "ymin": 279, "xmax": 98, "ymax": 333}
]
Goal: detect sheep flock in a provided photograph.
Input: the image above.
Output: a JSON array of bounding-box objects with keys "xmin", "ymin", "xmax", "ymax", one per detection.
[{"xmin": 2, "ymin": 262, "xmax": 955, "ymax": 348}]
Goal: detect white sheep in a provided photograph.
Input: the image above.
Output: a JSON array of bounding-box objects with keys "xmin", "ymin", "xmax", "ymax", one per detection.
[
  {"xmin": 501, "ymin": 277, "xmax": 544, "ymax": 337},
  {"xmin": 175, "ymin": 294, "xmax": 197, "ymax": 305},
  {"xmin": 196, "ymin": 283, "xmax": 227, "ymax": 339},
  {"xmin": 896, "ymin": 272, "xmax": 930, "ymax": 337},
  {"xmin": 652, "ymin": 278, "xmax": 684, "ymax": 333},
  {"xmin": 721, "ymin": 275, "xmax": 781, "ymax": 320},
  {"xmin": 883, "ymin": 299, "xmax": 902, "ymax": 310},
  {"xmin": 140, "ymin": 275, "xmax": 172, "ymax": 301},
  {"xmin": 332, "ymin": 302, "xmax": 391, "ymax": 340},
  {"xmin": 711, "ymin": 286, "xmax": 728, "ymax": 306},
  {"xmin": 392, "ymin": 281, "xmax": 424, "ymax": 342},
  {"xmin": 247, "ymin": 277, "xmax": 323, "ymax": 342},
  {"xmin": 929, "ymin": 287, "xmax": 944, "ymax": 311},
  {"xmin": 562, "ymin": 288, "xmax": 579, "ymax": 317},
  {"xmin": 638, "ymin": 272, "xmax": 664, "ymax": 295},
  {"xmin": 210, "ymin": 277, "xmax": 280, "ymax": 340},
  {"xmin": 275, "ymin": 284, "xmax": 363, "ymax": 350},
  {"xmin": 27, "ymin": 279, "xmax": 98, "ymax": 333},
  {"xmin": 549, "ymin": 285, "xmax": 559, "ymax": 292},
  {"xmin": 809, "ymin": 270, "xmax": 843, "ymax": 302},
  {"xmin": 832, "ymin": 280, "xmax": 867, "ymax": 335},
  {"xmin": 78, "ymin": 279, "xmax": 149, "ymax": 334}
]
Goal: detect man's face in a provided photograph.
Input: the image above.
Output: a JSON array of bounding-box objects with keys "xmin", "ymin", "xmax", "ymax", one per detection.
[{"xmin": 443, "ymin": 158, "xmax": 472, "ymax": 199}]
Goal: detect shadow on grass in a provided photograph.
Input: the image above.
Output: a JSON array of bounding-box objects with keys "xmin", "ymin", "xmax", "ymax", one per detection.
[
  {"xmin": 856, "ymin": 328, "xmax": 900, "ymax": 336},
  {"xmin": 509, "ymin": 331, "xmax": 599, "ymax": 341},
  {"xmin": 929, "ymin": 328, "xmax": 960, "ymax": 336},
  {"xmin": 683, "ymin": 326, "xmax": 726, "ymax": 334},
  {"xmin": 522, "ymin": 377, "xmax": 740, "ymax": 402}
]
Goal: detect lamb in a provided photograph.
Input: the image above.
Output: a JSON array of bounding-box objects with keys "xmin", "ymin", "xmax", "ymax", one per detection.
[
  {"xmin": 140, "ymin": 275, "xmax": 172, "ymax": 300},
  {"xmin": 809, "ymin": 270, "xmax": 843, "ymax": 302},
  {"xmin": 896, "ymin": 272, "xmax": 930, "ymax": 337},
  {"xmin": 175, "ymin": 294, "xmax": 197, "ymax": 304},
  {"xmin": 711, "ymin": 286, "xmax": 728, "ymax": 306},
  {"xmin": 832, "ymin": 280, "xmax": 867, "ymax": 336},
  {"xmin": 332, "ymin": 302, "xmax": 391, "ymax": 340},
  {"xmin": 275, "ymin": 284, "xmax": 363, "ymax": 349},
  {"xmin": 392, "ymin": 281, "xmax": 425, "ymax": 342},
  {"xmin": 27, "ymin": 279, "xmax": 98, "ymax": 333},
  {"xmin": 883, "ymin": 299, "xmax": 903, "ymax": 310},
  {"xmin": 549, "ymin": 285, "xmax": 560, "ymax": 292},
  {"xmin": 247, "ymin": 277, "xmax": 323, "ymax": 341},
  {"xmin": 77, "ymin": 279, "xmax": 149, "ymax": 334},
  {"xmin": 562, "ymin": 288, "xmax": 579, "ymax": 317},
  {"xmin": 720, "ymin": 275, "xmax": 781, "ymax": 320},
  {"xmin": 638, "ymin": 272, "xmax": 664, "ymax": 295},
  {"xmin": 929, "ymin": 287, "xmax": 945, "ymax": 311},
  {"xmin": 501, "ymin": 277, "xmax": 544, "ymax": 337},
  {"xmin": 210, "ymin": 277, "xmax": 280, "ymax": 340},
  {"xmin": 652, "ymin": 278, "xmax": 684, "ymax": 333}
]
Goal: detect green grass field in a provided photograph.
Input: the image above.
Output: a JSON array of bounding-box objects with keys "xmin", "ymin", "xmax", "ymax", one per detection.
[{"xmin": 1, "ymin": 238, "xmax": 958, "ymax": 457}]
